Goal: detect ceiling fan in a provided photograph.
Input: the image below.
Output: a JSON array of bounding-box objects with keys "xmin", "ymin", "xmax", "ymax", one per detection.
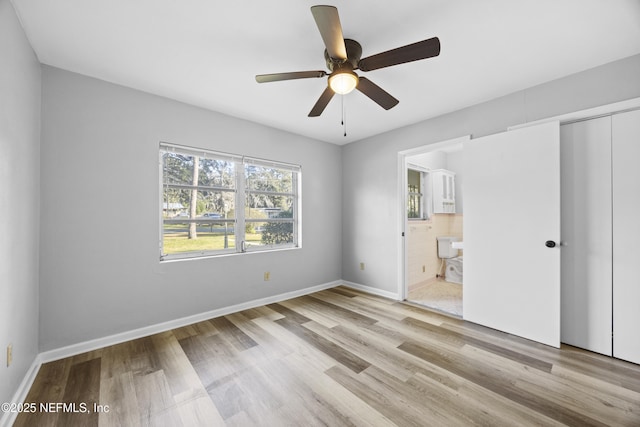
[{"xmin": 255, "ymin": 5, "xmax": 441, "ymax": 117}]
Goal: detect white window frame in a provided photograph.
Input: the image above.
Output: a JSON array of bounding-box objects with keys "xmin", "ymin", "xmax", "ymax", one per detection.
[{"xmin": 159, "ymin": 143, "xmax": 301, "ymax": 261}]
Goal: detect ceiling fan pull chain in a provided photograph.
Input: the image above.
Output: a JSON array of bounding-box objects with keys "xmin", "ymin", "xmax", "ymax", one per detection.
[{"xmin": 342, "ymin": 95, "xmax": 347, "ymax": 137}]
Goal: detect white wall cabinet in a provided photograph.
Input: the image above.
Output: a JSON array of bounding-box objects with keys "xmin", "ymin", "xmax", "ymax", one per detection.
[
  {"xmin": 561, "ymin": 109, "xmax": 640, "ymax": 365},
  {"xmin": 431, "ymin": 169, "xmax": 456, "ymax": 213}
]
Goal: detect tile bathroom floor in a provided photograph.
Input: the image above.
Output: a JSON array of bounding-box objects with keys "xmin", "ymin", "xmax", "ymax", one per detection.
[{"xmin": 407, "ymin": 279, "xmax": 463, "ymax": 317}]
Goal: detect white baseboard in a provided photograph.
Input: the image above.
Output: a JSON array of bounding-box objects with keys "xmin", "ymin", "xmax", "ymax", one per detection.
[
  {"xmin": 39, "ymin": 280, "xmax": 341, "ymax": 364},
  {"xmin": 1, "ymin": 355, "xmax": 42, "ymax": 427},
  {"xmin": 341, "ymin": 281, "xmax": 401, "ymax": 301}
]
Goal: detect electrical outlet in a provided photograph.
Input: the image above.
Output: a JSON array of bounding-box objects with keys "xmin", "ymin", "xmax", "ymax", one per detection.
[
  {"xmin": 359, "ymin": 262, "xmax": 365, "ymax": 271},
  {"xmin": 6, "ymin": 344, "xmax": 12, "ymax": 367},
  {"xmin": 264, "ymin": 271, "xmax": 270, "ymax": 281}
]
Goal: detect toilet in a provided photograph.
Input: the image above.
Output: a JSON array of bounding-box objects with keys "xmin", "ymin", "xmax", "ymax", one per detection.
[
  {"xmin": 436, "ymin": 236, "xmax": 463, "ymax": 284},
  {"xmin": 445, "ymin": 256, "xmax": 463, "ymax": 284}
]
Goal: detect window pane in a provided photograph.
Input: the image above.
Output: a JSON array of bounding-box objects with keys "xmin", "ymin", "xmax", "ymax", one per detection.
[
  {"xmin": 407, "ymin": 169, "xmax": 423, "ymax": 219},
  {"xmin": 408, "ymin": 169, "xmax": 421, "ymax": 190},
  {"xmin": 162, "ymin": 151, "xmax": 235, "ymax": 189},
  {"xmin": 163, "ymin": 220, "xmax": 236, "ymax": 255},
  {"xmin": 199, "ymin": 157, "xmax": 235, "ymax": 189},
  {"xmin": 162, "ymin": 152, "xmax": 194, "ymax": 186},
  {"xmin": 244, "ymin": 162, "xmax": 297, "ymax": 251},
  {"xmin": 245, "ymin": 164, "xmax": 293, "ymax": 193},
  {"xmin": 245, "ymin": 220, "xmax": 294, "ymax": 249},
  {"xmin": 162, "ymin": 187, "xmax": 236, "ymax": 256},
  {"xmin": 163, "ymin": 189, "xmax": 235, "ymax": 219},
  {"xmin": 407, "ymin": 194, "xmax": 422, "ymax": 218},
  {"xmin": 245, "ymin": 196, "xmax": 293, "ymax": 220}
]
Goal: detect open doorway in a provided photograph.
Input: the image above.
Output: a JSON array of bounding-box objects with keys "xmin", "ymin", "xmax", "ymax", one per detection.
[{"xmin": 400, "ymin": 136, "xmax": 467, "ymax": 317}]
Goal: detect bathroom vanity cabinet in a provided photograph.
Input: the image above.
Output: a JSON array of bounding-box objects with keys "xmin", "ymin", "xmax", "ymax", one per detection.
[{"xmin": 432, "ymin": 169, "xmax": 456, "ymax": 213}]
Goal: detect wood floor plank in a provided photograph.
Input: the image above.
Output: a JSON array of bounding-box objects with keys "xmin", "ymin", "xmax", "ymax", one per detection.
[
  {"xmin": 13, "ymin": 359, "xmax": 72, "ymax": 427},
  {"xmin": 277, "ymin": 298, "xmax": 342, "ymax": 329},
  {"xmin": 326, "ymin": 364, "xmax": 447, "ymax": 426},
  {"xmin": 403, "ymin": 315, "xmax": 554, "ymax": 373},
  {"xmin": 325, "ymin": 287, "xmax": 360, "ymax": 298},
  {"xmin": 398, "ymin": 339, "xmax": 610, "ymax": 426},
  {"xmin": 255, "ymin": 357, "xmax": 359, "ymax": 426},
  {"xmin": 303, "ymin": 320, "xmax": 417, "ymax": 382},
  {"xmin": 180, "ymin": 334, "xmax": 248, "ymax": 388},
  {"xmin": 249, "ymin": 315, "xmax": 337, "ymax": 373},
  {"xmin": 274, "ymin": 316, "xmax": 371, "ymax": 374},
  {"xmin": 551, "ymin": 363, "xmax": 640, "ymax": 407},
  {"xmin": 208, "ymin": 316, "xmax": 258, "ymax": 352},
  {"xmin": 14, "ymin": 286, "xmax": 640, "ymax": 426},
  {"xmin": 172, "ymin": 319, "xmax": 220, "ymax": 341},
  {"xmin": 149, "ymin": 331, "xmax": 207, "ymax": 402},
  {"xmin": 408, "ymin": 371, "xmax": 566, "ymax": 427},
  {"xmin": 98, "ymin": 371, "xmax": 141, "ymax": 427},
  {"xmin": 312, "ymin": 289, "xmax": 408, "ymax": 323},
  {"xmin": 237, "ymin": 305, "xmax": 285, "ymax": 321},
  {"xmin": 132, "ymin": 369, "xmax": 183, "ymax": 426},
  {"xmin": 265, "ymin": 302, "xmax": 311, "ymax": 324},
  {"xmin": 174, "ymin": 395, "xmax": 226, "ymax": 427},
  {"xmin": 460, "ymin": 344, "xmax": 639, "ymax": 425},
  {"xmin": 99, "ymin": 337, "xmax": 160, "ymax": 380},
  {"xmin": 57, "ymin": 357, "xmax": 101, "ymax": 427},
  {"xmin": 284, "ymin": 352, "xmax": 398, "ymax": 427},
  {"xmin": 305, "ymin": 294, "xmax": 379, "ymax": 326}
]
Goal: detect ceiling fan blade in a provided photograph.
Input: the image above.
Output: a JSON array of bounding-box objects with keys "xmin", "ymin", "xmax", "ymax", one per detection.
[
  {"xmin": 256, "ymin": 71, "xmax": 326, "ymax": 83},
  {"xmin": 308, "ymin": 86, "xmax": 335, "ymax": 117},
  {"xmin": 358, "ymin": 37, "xmax": 440, "ymax": 72},
  {"xmin": 356, "ymin": 77, "xmax": 399, "ymax": 110},
  {"xmin": 311, "ymin": 5, "xmax": 347, "ymax": 60}
]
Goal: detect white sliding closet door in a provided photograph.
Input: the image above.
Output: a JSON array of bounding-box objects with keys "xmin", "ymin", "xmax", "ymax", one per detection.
[
  {"xmin": 613, "ymin": 109, "xmax": 640, "ymax": 365},
  {"xmin": 560, "ymin": 117, "xmax": 612, "ymax": 356},
  {"xmin": 464, "ymin": 121, "xmax": 561, "ymax": 348}
]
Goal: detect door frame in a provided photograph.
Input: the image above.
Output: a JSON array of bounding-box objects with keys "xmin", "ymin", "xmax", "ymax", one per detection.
[{"xmin": 397, "ymin": 135, "xmax": 470, "ymax": 302}]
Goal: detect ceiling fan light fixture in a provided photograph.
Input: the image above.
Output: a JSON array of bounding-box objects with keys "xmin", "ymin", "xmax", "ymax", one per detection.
[{"xmin": 329, "ymin": 69, "xmax": 359, "ymax": 94}]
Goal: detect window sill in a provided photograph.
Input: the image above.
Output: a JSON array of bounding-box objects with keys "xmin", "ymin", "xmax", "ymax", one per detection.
[{"xmin": 160, "ymin": 245, "xmax": 301, "ymax": 263}]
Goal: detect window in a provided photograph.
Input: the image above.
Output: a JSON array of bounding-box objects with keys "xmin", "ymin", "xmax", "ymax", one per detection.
[
  {"xmin": 407, "ymin": 168, "xmax": 426, "ymax": 219},
  {"xmin": 160, "ymin": 143, "xmax": 300, "ymax": 260}
]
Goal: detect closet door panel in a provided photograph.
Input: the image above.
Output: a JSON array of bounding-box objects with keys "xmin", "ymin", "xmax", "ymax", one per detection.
[
  {"xmin": 464, "ymin": 121, "xmax": 560, "ymax": 348},
  {"xmin": 613, "ymin": 109, "xmax": 640, "ymax": 364},
  {"xmin": 560, "ymin": 117, "xmax": 612, "ymax": 356}
]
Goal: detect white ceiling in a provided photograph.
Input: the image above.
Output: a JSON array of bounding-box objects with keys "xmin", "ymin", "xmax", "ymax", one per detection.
[{"xmin": 11, "ymin": 0, "xmax": 640, "ymax": 145}]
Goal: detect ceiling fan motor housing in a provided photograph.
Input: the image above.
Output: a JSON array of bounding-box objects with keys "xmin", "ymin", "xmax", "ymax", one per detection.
[{"xmin": 324, "ymin": 39, "xmax": 362, "ymax": 71}]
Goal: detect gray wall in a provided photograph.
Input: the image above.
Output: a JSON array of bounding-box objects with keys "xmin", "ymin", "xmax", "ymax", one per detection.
[
  {"xmin": 342, "ymin": 54, "xmax": 640, "ymax": 295},
  {"xmin": 0, "ymin": 0, "xmax": 41, "ymax": 409},
  {"xmin": 39, "ymin": 66, "xmax": 342, "ymax": 351}
]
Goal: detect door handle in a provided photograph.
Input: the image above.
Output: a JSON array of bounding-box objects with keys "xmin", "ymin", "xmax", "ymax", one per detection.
[{"xmin": 545, "ymin": 240, "xmax": 556, "ymax": 248}]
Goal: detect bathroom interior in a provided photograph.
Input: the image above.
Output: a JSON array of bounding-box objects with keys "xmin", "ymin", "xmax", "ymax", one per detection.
[{"xmin": 406, "ymin": 145, "xmax": 463, "ymax": 316}]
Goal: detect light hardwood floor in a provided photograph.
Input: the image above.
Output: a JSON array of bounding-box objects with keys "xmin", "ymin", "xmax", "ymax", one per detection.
[{"xmin": 14, "ymin": 286, "xmax": 640, "ymax": 426}]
